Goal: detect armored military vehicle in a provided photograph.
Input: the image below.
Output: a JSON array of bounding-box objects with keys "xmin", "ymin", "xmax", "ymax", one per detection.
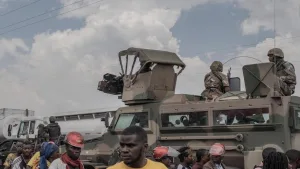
[{"xmin": 80, "ymin": 47, "xmax": 299, "ymax": 169}]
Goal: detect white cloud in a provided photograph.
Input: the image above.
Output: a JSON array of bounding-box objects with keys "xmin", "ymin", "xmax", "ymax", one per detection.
[
  {"xmin": 0, "ymin": 1, "xmax": 220, "ymax": 115},
  {"xmin": 1, "ymin": 0, "xmax": 300, "ymax": 116}
]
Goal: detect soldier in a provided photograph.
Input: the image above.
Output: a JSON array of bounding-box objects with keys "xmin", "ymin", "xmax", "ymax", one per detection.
[
  {"xmin": 267, "ymin": 48, "xmax": 296, "ymax": 96},
  {"xmin": 201, "ymin": 61, "xmax": 230, "ymax": 100},
  {"xmin": 37, "ymin": 124, "xmax": 48, "ymax": 144},
  {"xmin": 45, "ymin": 117, "xmax": 61, "ymax": 144}
]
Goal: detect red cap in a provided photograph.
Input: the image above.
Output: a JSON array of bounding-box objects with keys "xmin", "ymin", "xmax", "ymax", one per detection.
[
  {"xmin": 153, "ymin": 146, "xmax": 180, "ymax": 159},
  {"xmin": 65, "ymin": 132, "xmax": 84, "ymax": 148},
  {"xmin": 153, "ymin": 146, "xmax": 169, "ymax": 159},
  {"xmin": 209, "ymin": 143, "xmax": 225, "ymax": 156}
]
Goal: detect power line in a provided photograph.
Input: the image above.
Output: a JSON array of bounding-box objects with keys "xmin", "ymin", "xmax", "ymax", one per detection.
[
  {"xmin": 0, "ymin": 0, "xmax": 84, "ymax": 30},
  {"xmin": 0, "ymin": 0, "xmax": 43, "ymax": 17},
  {"xmin": 0, "ymin": 0, "xmax": 104, "ymax": 36}
]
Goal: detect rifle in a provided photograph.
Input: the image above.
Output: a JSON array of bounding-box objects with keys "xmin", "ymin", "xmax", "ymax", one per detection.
[{"xmin": 227, "ymin": 67, "xmax": 231, "ymax": 87}]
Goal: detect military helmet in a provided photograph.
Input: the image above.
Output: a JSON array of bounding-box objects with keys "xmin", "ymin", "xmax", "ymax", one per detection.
[
  {"xmin": 267, "ymin": 48, "xmax": 284, "ymax": 58},
  {"xmin": 210, "ymin": 61, "xmax": 223, "ymax": 72},
  {"xmin": 49, "ymin": 116, "xmax": 56, "ymax": 122}
]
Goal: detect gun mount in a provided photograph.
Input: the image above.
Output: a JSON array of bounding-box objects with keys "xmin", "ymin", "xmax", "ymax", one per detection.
[{"xmin": 98, "ymin": 47, "xmax": 186, "ymax": 105}]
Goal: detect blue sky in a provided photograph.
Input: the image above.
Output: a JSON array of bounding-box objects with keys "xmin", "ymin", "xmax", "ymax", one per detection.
[
  {"xmin": 1, "ymin": 0, "xmax": 299, "ymax": 113},
  {"xmin": 0, "ymin": 0, "xmax": 274, "ymax": 60}
]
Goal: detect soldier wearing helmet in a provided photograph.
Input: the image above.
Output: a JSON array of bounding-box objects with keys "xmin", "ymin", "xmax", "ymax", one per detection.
[
  {"xmin": 45, "ymin": 116, "xmax": 61, "ymax": 144},
  {"xmin": 201, "ymin": 61, "xmax": 230, "ymax": 100},
  {"xmin": 267, "ymin": 48, "xmax": 296, "ymax": 96},
  {"xmin": 48, "ymin": 132, "xmax": 84, "ymax": 169},
  {"xmin": 153, "ymin": 146, "xmax": 179, "ymax": 168}
]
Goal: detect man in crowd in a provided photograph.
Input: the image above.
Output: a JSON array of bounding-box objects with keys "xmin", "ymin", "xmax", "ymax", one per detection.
[
  {"xmin": 203, "ymin": 143, "xmax": 227, "ymax": 169},
  {"xmin": 177, "ymin": 147, "xmax": 194, "ymax": 169},
  {"xmin": 192, "ymin": 149, "xmax": 210, "ymax": 169},
  {"xmin": 48, "ymin": 132, "xmax": 84, "ymax": 169},
  {"xmin": 153, "ymin": 146, "xmax": 179, "ymax": 168},
  {"xmin": 267, "ymin": 48, "xmax": 296, "ymax": 96},
  {"xmin": 11, "ymin": 141, "xmax": 33, "ymax": 169},
  {"xmin": 108, "ymin": 125, "xmax": 168, "ymax": 169},
  {"xmin": 286, "ymin": 149, "xmax": 300, "ymax": 169},
  {"xmin": 253, "ymin": 147, "xmax": 277, "ymax": 169},
  {"xmin": 3, "ymin": 142, "xmax": 23, "ymax": 169}
]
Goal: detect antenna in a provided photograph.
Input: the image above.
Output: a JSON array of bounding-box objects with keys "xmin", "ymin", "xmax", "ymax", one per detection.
[{"xmin": 273, "ymin": 0, "xmax": 276, "ymax": 48}]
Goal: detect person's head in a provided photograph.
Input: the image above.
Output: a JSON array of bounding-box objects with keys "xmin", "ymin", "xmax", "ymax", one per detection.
[
  {"xmin": 119, "ymin": 125, "xmax": 148, "ymax": 166},
  {"xmin": 49, "ymin": 116, "xmax": 56, "ymax": 123},
  {"xmin": 286, "ymin": 149, "xmax": 300, "ymax": 169},
  {"xmin": 15, "ymin": 142, "xmax": 23, "ymax": 155},
  {"xmin": 64, "ymin": 132, "xmax": 84, "ymax": 160},
  {"xmin": 22, "ymin": 140, "xmax": 33, "ymax": 158},
  {"xmin": 196, "ymin": 149, "xmax": 210, "ymax": 163},
  {"xmin": 153, "ymin": 146, "xmax": 171, "ymax": 167},
  {"xmin": 177, "ymin": 146, "xmax": 193, "ymax": 165},
  {"xmin": 209, "ymin": 143, "xmax": 225, "ymax": 164},
  {"xmin": 153, "ymin": 146, "xmax": 179, "ymax": 167},
  {"xmin": 262, "ymin": 147, "xmax": 277, "ymax": 161},
  {"xmin": 267, "ymin": 48, "xmax": 284, "ymax": 63},
  {"xmin": 39, "ymin": 142, "xmax": 60, "ymax": 169},
  {"xmin": 263, "ymin": 152, "xmax": 289, "ymax": 169},
  {"xmin": 210, "ymin": 61, "xmax": 223, "ymax": 72}
]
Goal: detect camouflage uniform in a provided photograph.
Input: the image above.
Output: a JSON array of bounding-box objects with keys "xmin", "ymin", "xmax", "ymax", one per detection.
[
  {"xmin": 267, "ymin": 48, "xmax": 296, "ymax": 96},
  {"xmin": 201, "ymin": 61, "xmax": 229, "ymax": 99}
]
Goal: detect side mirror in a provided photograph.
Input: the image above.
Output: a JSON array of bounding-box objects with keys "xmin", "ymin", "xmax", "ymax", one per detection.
[{"xmin": 229, "ymin": 77, "xmax": 241, "ymax": 91}]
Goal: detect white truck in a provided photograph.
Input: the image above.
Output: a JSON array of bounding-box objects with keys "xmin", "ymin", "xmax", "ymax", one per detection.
[
  {"xmin": 0, "ymin": 108, "xmax": 35, "ymax": 141},
  {"xmin": 11, "ymin": 107, "xmax": 117, "ymax": 141}
]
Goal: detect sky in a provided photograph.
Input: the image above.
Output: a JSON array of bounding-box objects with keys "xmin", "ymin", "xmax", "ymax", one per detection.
[{"xmin": 0, "ymin": 0, "xmax": 300, "ymax": 115}]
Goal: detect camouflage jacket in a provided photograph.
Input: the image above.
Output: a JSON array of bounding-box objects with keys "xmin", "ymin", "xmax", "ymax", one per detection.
[
  {"xmin": 276, "ymin": 60, "xmax": 297, "ymax": 93},
  {"xmin": 204, "ymin": 71, "xmax": 229, "ymax": 92}
]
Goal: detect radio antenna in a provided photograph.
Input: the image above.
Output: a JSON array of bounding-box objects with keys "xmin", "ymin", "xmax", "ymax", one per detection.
[{"xmin": 273, "ymin": 0, "xmax": 276, "ymax": 48}]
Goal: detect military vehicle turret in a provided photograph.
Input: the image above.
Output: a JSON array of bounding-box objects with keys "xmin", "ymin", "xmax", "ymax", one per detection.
[{"xmin": 80, "ymin": 47, "xmax": 299, "ymax": 169}]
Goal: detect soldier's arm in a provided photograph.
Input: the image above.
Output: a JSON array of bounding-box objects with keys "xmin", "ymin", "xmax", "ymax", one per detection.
[
  {"xmin": 282, "ymin": 63, "xmax": 296, "ymax": 84},
  {"xmin": 220, "ymin": 73, "xmax": 230, "ymax": 92}
]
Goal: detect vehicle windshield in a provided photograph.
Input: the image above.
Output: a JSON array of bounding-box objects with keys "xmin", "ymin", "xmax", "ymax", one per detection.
[
  {"xmin": 114, "ymin": 112, "xmax": 148, "ymax": 130},
  {"xmin": 18, "ymin": 121, "xmax": 29, "ymax": 136},
  {"xmin": 161, "ymin": 111, "xmax": 208, "ymax": 127},
  {"xmin": 213, "ymin": 108, "xmax": 269, "ymax": 125}
]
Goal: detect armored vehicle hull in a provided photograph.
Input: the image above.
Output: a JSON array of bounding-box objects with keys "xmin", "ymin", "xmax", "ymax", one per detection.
[{"xmin": 91, "ymin": 48, "xmax": 299, "ymax": 169}]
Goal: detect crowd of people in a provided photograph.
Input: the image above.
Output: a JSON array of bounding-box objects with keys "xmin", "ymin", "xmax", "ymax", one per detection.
[
  {"xmin": 2, "ymin": 125, "xmax": 300, "ymax": 169},
  {"xmin": 3, "ymin": 131, "xmax": 84, "ymax": 169}
]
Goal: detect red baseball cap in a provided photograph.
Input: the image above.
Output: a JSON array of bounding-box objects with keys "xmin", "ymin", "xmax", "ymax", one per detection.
[{"xmin": 65, "ymin": 132, "xmax": 84, "ymax": 148}]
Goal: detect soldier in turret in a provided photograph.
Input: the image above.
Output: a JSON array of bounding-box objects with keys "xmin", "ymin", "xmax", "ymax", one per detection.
[
  {"xmin": 45, "ymin": 116, "xmax": 61, "ymax": 144},
  {"xmin": 201, "ymin": 61, "xmax": 230, "ymax": 100},
  {"xmin": 267, "ymin": 48, "xmax": 297, "ymax": 96}
]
